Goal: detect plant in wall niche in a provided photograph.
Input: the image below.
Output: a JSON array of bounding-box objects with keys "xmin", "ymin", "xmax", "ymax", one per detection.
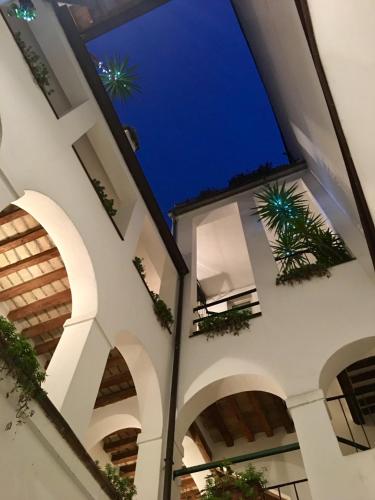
[
  {"xmin": 201, "ymin": 463, "xmax": 267, "ymax": 499},
  {"xmin": 253, "ymin": 182, "xmax": 352, "ymax": 286},
  {"xmin": 198, "ymin": 309, "xmax": 252, "ymax": 340},
  {"xmin": 0, "ymin": 316, "xmax": 46, "ymax": 429},
  {"xmin": 102, "ymin": 463, "xmax": 136, "ymax": 500},
  {"xmin": 92, "ymin": 178, "xmax": 117, "ymax": 217},
  {"xmin": 150, "ymin": 291, "xmax": 174, "ymax": 330},
  {"xmin": 96, "ymin": 57, "xmax": 141, "ymax": 102},
  {"xmin": 14, "ymin": 33, "xmax": 54, "ymax": 95},
  {"xmin": 132, "ymin": 256, "xmax": 146, "ymax": 281},
  {"xmin": 7, "ymin": 0, "xmax": 37, "ymax": 22},
  {"xmin": 133, "ymin": 256, "xmax": 174, "ymax": 330}
]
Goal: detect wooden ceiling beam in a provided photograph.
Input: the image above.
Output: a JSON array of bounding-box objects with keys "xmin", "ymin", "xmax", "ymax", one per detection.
[
  {"xmin": 228, "ymin": 395, "xmax": 255, "ymax": 442},
  {"xmin": 189, "ymin": 421, "xmax": 212, "ymax": 462},
  {"xmin": 95, "ymin": 387, "xmax": 136, "ymax": 408},
  {"xmin": 0, "ymin": 227, "xmax": 47, "ymax": 254},
  {"xmin": 247, "ymin": 392, "xmax": 273, "ymax": 437},
  {"xmin": 0, "ymin": 247, "xmax": 60, "ymax": 279},
  {"xmin": 0, "ymin": 268, "xmax": 67, "ymax": 301},
  {"xmin": 207, "ymin": 403, "xmax": 234, "ymax": 447},
  {"xmin": 111, "ymin": 450, "xmax": 138, "ymax": 466},
  {"xmin": 0, "ymin": 208, "xmax": 28, "ymax": 226},
  {"xmin": 103, "ymin": 433, "xmax": 139, "ymax": 454},
  {"xmin": 120, "ymin": 462, "xmax": 136, "ymax": 475},
  {"xmin": 22, "ymin": 313, "xmax": 71, "ymax": 339},
  {"xmin": 100, "ymin": 372, "xmax": 132, "ymax": 389},
  {"xmin": 8, "ymin": 289, "xmax": 72, "ymax": 321},
  {"xmin": 276, "ymin": 399, "xmax": 295, "ymax": 434},
  {"xmin": 105, "ymin": 355, "xmax": 126, "ymax": 369},
  {"xmin": 35, "ymin": 336, "xmax": 60, "ymax": 355}
]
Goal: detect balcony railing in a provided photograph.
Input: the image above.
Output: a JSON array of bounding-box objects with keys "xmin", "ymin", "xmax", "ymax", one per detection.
[
  {"xmin": 263, "ymin": 478, "xmax": 309, "ymax": 499},
  {"xmin": 191, "ymin": 288, "xmax": 261, "ymax": 337},
  {"xmin": 327, "ymin": 394, "xmax": 374, "ymax": 452}
]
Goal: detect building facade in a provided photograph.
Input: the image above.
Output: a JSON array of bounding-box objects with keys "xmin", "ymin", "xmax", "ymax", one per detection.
[{"xmin": 0, "ymin": 1, "xmax": 374, "ymax": 499}]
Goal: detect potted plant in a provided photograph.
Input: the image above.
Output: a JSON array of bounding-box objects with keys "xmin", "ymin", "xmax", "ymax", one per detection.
[{"xmin": 201, "ymin": 464, "xmax": 267, "ymax": 499}]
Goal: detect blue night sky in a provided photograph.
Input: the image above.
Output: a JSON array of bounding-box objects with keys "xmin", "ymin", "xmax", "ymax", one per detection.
[{"xmin": 88, "ymin": 0, "xmax": 285, "ymax": 219}]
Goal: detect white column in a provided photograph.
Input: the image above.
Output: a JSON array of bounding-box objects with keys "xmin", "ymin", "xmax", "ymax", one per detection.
[
  {"xmin": 123, "ymin": 198, "xmax": 147, "ymax": 261},
  {"xmin": 134, "ymin": 435, "xmax": 163, "ymax": 500},
  {"xmin": 287, "ymin": 389, "xmax": 368, "ymax": 500},
  {"xmin": 44, "ymin": 317, "xmax": 111, "ymax": 441}
]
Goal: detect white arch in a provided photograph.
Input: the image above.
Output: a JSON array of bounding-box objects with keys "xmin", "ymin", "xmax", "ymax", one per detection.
[
  {"xmin": 14, "ymin": 190, "xmax": 97, "ymax": 320},
  {"xmin": 115, "ymin": 331, "xmax": 164, "ymax": 441},
  {"xmin": 86, "ymin": 397, "xmax": 141, "ymax": 451},
  {"xmin": 319, "ymin": 336, "xmax": 375, "ymax": 393},
  {"xmin": 176, "ymin": 371, "xmax": 285, "ymax": 444}
]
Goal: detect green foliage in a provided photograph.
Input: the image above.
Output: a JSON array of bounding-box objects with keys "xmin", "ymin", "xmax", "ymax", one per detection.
[
  {"xmin": 150, "ymin": 291, "xmax": 174, "ymax": 330},
  {"xmin": 8, "ymin": 1, "xmax": 37, "ymax": 22},
  {"xmin": 254, "ymin": 182, "xmax": 352, "ymax": 285},
  {"xmin": 228, "ymin": 162, "xmax": 273, "ymax": 189},
  {"xmin": 276, "ymin": 263, "xmax": 330, "ymax": 286},
  {"xmin": 98, "ymin": 57, "xmax": 140, "ymax": 102},
  {"xmin": 133, "ymin": 256, "xmax": 146, "ymax": 281},
  {"xmin": 14, "ymin": 32, "xmax": 53, "ymax": 95},
  {"xmin": 201, "ymin": 464, "xmax": 267, "ymax": 499},
  {"xmin": 0, "ymin": 316, "xmax": 46, "ymax": 429},
  {"xmin": 92, "ymin": 178, "xmax": 117, "ymax": 217},
  {"xmin": 198, "ymin": 309, "xmax": 252, "ymax": 340},
  {"xmin": 102, "ymin": 463, "xmax": 136, "ymax": 500},
  {"xmin": 133, "ymin": 258, "xmax": 174, "ymax": 330}
]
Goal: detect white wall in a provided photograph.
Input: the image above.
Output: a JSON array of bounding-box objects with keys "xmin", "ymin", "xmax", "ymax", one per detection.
[{"xmin": 0, "ymin": 379, "xmax": 110, "ymax": 500}]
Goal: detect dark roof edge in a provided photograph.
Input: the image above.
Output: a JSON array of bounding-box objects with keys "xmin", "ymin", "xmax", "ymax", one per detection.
[
  {"xmin": 170, "ymin": 161, "xmax": 307, "ymax": 217},
  {"xmin": 51, "ymin": 3, "xmax": 188, "ymax": 276}
]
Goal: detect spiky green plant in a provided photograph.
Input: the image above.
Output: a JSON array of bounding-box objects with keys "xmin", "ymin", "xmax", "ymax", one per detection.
[
  {"xmin": 253, "ymin": 182, "xmax": 352, "ymax": 284},
  {"xmin": 97, "ymin": 57, "xmax": 140, "ymax": 102}
]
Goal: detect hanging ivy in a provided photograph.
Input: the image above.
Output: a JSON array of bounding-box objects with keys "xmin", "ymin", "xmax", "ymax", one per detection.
[
  {"xmin": 14, "ymin": 33, "xmax": 54, "ymax": 95},
  {"xmin": 92, "ymin": 178, "xmax": 117, "ymax": 217},
  {"xmin": 253, "ymin": 182, "xmax": 352, "ymax": 285},
  {"xmin": 133, "ymin": 257, "xmax": 174, "ymax": 330},
  {"xmin": 0, "ymin": 317, "xmax": 46, "ymax": 429},
  {"xmin": 198, "ymin": 309, "xmax": 252, "ymax": 340}
]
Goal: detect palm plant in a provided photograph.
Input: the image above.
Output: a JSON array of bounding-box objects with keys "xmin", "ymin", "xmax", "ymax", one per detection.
[
  {"xmin": 97, "ymin": 57, "xmax": 140, "ymax": 102},
  {"xmin": 253, "ymin": 182, "xmax": 352, "ymax": 284}
]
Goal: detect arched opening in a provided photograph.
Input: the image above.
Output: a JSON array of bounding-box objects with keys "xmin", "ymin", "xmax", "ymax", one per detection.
[
  {"xmin": 0, "ymin": 203, "xmax": 72, "ymax": 367},
  {"xmin": 320, "ymin": 337, "xmax": 375, "ymax": 456},
  {"xmin": 177, "ymin": 375, "xmax": 310, "ymax": 499}
]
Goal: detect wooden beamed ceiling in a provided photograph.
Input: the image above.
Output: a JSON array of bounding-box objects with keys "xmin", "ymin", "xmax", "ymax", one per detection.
[
  {"xmin": 0, "ymin": 205, "xmax": 72, "ymax": 365},
  {"xmin": 95, "ymin": 348, "xmax": 136, "ymax": 409},
  {"xmin": 102, "ymin": 428, "xmax": 140, "ymax": 479},
  {"xmin": 198, "ymin": 391, "xmax": 294, "ymax": 448}
]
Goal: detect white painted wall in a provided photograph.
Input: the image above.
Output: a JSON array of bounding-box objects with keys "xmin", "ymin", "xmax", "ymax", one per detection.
[
  {"xmin": 231, "ymin": 0, "xmax": 373, "ymax": 271},
  {"xmin": 307, "ymin": 0, "xmax": 375, "ymax": 222},
  {"xmin": 0, "ymin": 379, "xmax": 110, "ymax": 500}
]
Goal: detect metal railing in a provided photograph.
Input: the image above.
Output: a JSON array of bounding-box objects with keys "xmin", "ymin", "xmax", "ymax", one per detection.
[
  {"xmin": 263, "ymin": 478, "xmax": 309, "ymax": 500},
  {"xmin": 326, "ymin": 394, "xmax": 374, "ymax": 452},
  {"xmin": 191, "ymin": 288, "xmax": 261, "ymax": 337}
]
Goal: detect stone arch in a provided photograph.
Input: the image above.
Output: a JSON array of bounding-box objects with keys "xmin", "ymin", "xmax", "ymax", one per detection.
[
  {"xmin": 115, "ymin": 331, "xmax": 164, "ymax": 441},
  {"xmin": 86, "ymin": 397, "xmax": 141, "ymax": 451},
  {"xmin": 319, "ymin": 336, "xmax": 375, "ymax": 393},
  {"xmin": 14, "ymin": 190, "xmax": 97, "ymax": 320},
  {"xmin": 177, "ymin": 371, "xmax": 286, "ymax": 444}
]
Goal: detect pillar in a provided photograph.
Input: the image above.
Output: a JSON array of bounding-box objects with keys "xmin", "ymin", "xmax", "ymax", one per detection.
[
  {"xmin": 134, "ymin": 435, "xmax": 164, "ymax": 500},
  {"xmin": 171, "ymin": 441, "xmax": 184, "ymax": 500},
  {"xmin": 287, "ymin": 389, "xmax": 370, "ymax": 500},
  {"xmin": 43, "ymin": 316, "xmax": 111, "ymax": 441}
]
